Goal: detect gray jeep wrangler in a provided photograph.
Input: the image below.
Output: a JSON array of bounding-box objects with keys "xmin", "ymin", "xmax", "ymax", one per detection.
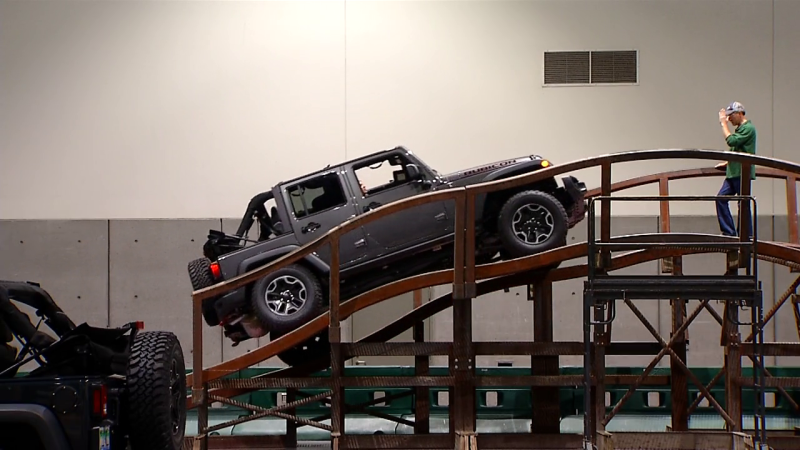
[{"xmin": 188, "ymin": 146, "xmax": 586, "ymax": 365}]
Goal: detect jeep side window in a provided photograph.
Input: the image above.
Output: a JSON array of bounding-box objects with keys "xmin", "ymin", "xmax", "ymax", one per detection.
[
  {"xmin": 285, "ymin": 172, "xmax": 347, "ymax": 219},
  {"xmin": 354, "ymin": 154, "xmax": 416, "ymax": 197}
]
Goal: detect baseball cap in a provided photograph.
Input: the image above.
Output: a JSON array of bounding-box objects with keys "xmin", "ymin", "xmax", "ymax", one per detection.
[{"xmin": 725, "ymin": 101, "xmax": 745, "ymax": 116}]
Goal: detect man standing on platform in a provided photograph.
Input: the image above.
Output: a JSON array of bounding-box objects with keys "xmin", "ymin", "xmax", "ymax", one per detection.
[{"xmin": 716, "ymin": 101, "xmax": 756, "ymax": 238}]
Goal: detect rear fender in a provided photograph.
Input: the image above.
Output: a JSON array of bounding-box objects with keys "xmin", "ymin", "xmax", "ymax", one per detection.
[
  {"xmin": 0, "ymin": 404, "xmax": 71, "ymax": 450},
  {"xmin": 238, "ymin": 246, "xmax": 330, "ymax": 278}
]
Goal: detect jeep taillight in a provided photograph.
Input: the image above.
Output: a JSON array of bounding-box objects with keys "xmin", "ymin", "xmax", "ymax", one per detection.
[
  {"xmin": 92, "ymin": 384, "xmax": 108, "ymax": 418},
  {"xmin": 210, "ymin": 262, "xmax": 221, "ymax": 279}
]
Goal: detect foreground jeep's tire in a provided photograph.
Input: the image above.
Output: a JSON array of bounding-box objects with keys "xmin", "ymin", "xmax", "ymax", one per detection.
[
  {"xmin": 250, "ymin": 263, "xmax": 325, "ymax": 335},
  {"xmin": 188, "ymin": 257, "xmax": 220, "ymax": 326},
  {"xmin": 496, "ymin": 190, "xmax": 568, "ymax": 258},
  {"xmin": 126, "ymin": 330, "xmax": 187, "ymax": 450},
  {"xmin": 273, "ymin": 328, "xmax": 331, "ymax": 367}
]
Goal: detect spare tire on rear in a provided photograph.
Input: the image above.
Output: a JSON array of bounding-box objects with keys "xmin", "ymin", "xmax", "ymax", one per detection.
[
  {"xmin": 187, "ymin": 257, "xmax": 220, "ymax": 326},
  {"xmin": 126, "ymin": 330, "xmax": 186, "ymax": 450}
]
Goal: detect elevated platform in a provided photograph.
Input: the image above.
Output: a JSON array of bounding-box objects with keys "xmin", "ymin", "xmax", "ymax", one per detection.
[
  {"xmin": 586, "ymin": 274, "xmax": 761, "ymax": 302},
  {"xmin": 186, "ymin": 149, "xmax": 800, "ymax": 450}
]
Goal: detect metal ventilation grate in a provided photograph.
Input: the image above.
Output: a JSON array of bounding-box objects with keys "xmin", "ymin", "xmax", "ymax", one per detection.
[
  {"xmin": 591, "ymin": 50, "xmax": 638, "ymax": 84},
  {"xmin": 544, "ymin": 50, "xmax": 638, "ymax": 85},
  {"xmin": 544, "ymin": 51, "xmax": 590, "ymax": 85}
]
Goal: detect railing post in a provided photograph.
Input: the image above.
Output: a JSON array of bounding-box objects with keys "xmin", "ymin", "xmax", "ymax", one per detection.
[
  {"xmin": 600, "ymin": 161, "xmax": 612, "ymax": 270},
  {"xmin": 451, "ymin": 190, "xmax": 475, "ymax": 450},
  {"xmin": 787, "ymin": 176, "xmax": 799, "ymax": 273},
  {"xmin": 192, "ymin": 294, "xmax": 207, "ymax": 450},
  {"xmin": 659, "ymin": 177, "xmax": 673, "ymax": 273},
  {"xmin": 739, "ymin": 164, "xmax": 752, "ymax": 269}
]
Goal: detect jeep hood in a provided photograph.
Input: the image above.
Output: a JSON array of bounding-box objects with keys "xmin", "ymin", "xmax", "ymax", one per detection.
[{"xmin": 441, "ymin": 155, "xmax": 544, "ymax": 183}]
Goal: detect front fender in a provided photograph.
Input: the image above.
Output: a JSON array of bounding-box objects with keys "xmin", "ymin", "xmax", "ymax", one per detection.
[
  {"xmin": 474, "ymin": 160, "xmax": 555, "ymax": 217},
  {"xmin": 480, "ymin": 160, "xmax": 549, "ymax": 183}
]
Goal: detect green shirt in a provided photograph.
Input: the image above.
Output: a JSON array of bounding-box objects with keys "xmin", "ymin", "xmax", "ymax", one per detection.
[{"xmin": 725, "ymin": 120, "xmax": 757, "ymax": 180}]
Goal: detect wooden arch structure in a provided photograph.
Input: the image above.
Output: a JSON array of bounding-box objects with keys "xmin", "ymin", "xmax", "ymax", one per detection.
[{"xmin": 186, "ymin": 149, "xmax": 800, "ymax": 450}]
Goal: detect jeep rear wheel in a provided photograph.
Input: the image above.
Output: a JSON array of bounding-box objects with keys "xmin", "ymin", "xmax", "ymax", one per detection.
[
  {"xmin": 497, "ymin": 190, "xmax": 568, "ymax": 258},
  {"xmin": 250, "ymin": 264, "xmax": 325, "ymax": 335}
]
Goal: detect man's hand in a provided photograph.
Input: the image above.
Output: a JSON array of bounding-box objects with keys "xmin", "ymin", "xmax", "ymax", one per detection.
[{"xmin": 719, "ymin": 108, "xmax": 732, "ymax": 139}]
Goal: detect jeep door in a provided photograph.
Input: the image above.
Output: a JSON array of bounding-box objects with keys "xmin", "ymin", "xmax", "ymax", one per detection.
[
  {"xmin": 349, "ymin": 151, "xmax": 451, "ymax": 257},
  {"xmin": 281, "ymin": 170, "xmax": 369, "ymax": 268}
]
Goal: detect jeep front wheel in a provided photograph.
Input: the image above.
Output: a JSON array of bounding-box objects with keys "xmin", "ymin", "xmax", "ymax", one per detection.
[
  {"xmin": 250, "ymin": 264, "xmax": 325, "ymax": 335},
  {"xmin": 497, "ymin": 190, "xmax": 568, "ymax": 258}
]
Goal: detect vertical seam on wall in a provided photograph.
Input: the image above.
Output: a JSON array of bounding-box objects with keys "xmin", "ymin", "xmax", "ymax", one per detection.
[
  {"xmin": 106, "ymin": 219, "xmax": 111, "ymax": 328},
  {"xmin": 771, "ymin": 0, "xmax": 776, "ymax": 219},
  {"xmin": 344, "ymin": 0, "xmax": 348, "ymax": 161}
]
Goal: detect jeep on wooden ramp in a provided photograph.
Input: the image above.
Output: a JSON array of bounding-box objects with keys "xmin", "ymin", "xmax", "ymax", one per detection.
[{"xmin": 187, "ymin": 146, "xmax": 586, "ymax": 365}]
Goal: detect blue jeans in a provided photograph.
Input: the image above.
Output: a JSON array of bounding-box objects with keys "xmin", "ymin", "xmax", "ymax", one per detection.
[{"xmin": 716, "ymin": 177, "xmax": 752, "ymax": 238}]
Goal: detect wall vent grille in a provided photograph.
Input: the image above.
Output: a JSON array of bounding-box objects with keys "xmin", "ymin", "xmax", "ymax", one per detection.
[{"xmin": 544, "ymin": 50, "xmax": 638, "ymax": 85}]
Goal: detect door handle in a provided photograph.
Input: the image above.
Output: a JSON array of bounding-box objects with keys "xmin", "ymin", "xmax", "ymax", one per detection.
[
  {"xmin": 302, "ymin": 222, "xmax": 321, "ymax": 233},
  {"xmin": 435, "ymin": 212, "xmax": 447, "ymax": 221},
  {"xmin": 355, "ymin": 238, "xmax": 367, "ymax": 248},
  {"xmin": 363, "ymin": 202, "xmax": 382, "ymax": 212}
]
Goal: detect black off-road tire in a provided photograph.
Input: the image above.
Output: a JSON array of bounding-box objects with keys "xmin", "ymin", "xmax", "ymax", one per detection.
[
  {"xmin": 126, "ymin": 330, "xmax": 186, "ymax": 450},
  {"xmin": 273, "ymin": 328, "xmax": 331, "ymax": 367},
  {"xmin": 497, "ymin": 190, "xmax": 568, "ymax": 259},
  {"xmin": 188, "ymin": 257, "xmax": 220, "ymax": 326},
  {"xmin": 250, "ymin": 263, "xmax": 326, "ymax": 335},
  {"xmin": 188, "ymin": 257, "xmax": 215, "ymax": 291}
]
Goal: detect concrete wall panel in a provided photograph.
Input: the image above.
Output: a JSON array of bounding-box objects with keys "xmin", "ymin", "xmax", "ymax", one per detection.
[
  {"xmin": 0, "ymin": 219, "xmax": 110, "ymax": 372},
  {"xmin": 108, "ymin": 219, "xmax": 222, "ymax": 367}
]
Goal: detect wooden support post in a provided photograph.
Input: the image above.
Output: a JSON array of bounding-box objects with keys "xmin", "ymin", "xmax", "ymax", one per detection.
[
  {"xmin": 329, "ymin": 238, "xmax": 345, "ymax": 450},
  {"xmin": 286, "ymin": 389, "xmax": 297, "ymax": 447},
  {"xmin": 452, "ymin": 191, "xmax": 475, "ymax": 450},
  {"xmin": 413, "ymin": 289, "xmax": 430, "ymax": 435},
  {"xmin": 192, "ymin": 296, "xmax": 208, "ymax": 450},
  {"xmin": 670, "ymin": 257, "xmax": 689, "ymax": 431},
  {"xmin": 197, "ymin": 385, "xmax": 208, "ymax": 450},
  {"xmin": 531, "ymin": 280, "xmax": 560, "ymax": 434},
  {"xmin": 592, "ymin": 305, "xmax": 609, "ymax": 436},
  {"xmin": 452, "ymin": 296, "xmax": 475, "ymax": 450},
  {"xmin": 725, "ymin": 306, "xmax": 743, "ymax": 432}
]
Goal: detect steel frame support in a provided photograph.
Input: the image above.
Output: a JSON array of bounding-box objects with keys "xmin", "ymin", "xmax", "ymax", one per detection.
[{"xmin": 582, "ymin": 188, "xmax": 768, "ymax": 448}]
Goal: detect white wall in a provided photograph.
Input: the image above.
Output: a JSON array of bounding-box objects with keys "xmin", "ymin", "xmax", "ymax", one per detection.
[{"xmin": 1, "ymin": 0, "xmax": 795, "ymax": 219}]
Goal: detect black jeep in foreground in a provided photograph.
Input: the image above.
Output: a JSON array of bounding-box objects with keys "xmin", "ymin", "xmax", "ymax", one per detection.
[
  {"xmin": 0, "ymin": 280, "xmax": 186, "ymax": 450},
  {"xmin": 188, "ymin": 146, "xmax": 586, "ymax": 365}
]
